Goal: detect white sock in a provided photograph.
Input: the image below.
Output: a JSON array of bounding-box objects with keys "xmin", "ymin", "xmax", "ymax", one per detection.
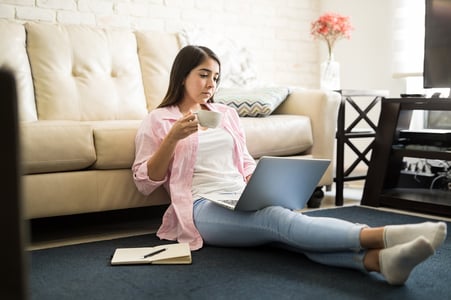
[
  {"xmin": 384, "ymin": 221, "xmax": 447, "ymax": 250},
  {"xmin": 379, "ymin": 236, "xmax": 434, "ymax": 285}
]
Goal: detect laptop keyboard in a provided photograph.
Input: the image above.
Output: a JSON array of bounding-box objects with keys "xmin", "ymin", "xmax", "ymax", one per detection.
[{"xmin": 220, "ymin": 199, "xmax": 238, "ymax": 206}]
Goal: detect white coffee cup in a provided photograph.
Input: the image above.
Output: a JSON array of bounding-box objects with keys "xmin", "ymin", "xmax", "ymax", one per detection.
[{"xmin": 195, "ymin": 110, "xmax": 222, "ymax": 128}]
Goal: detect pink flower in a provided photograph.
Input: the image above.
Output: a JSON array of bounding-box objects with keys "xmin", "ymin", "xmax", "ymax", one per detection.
[{"xmin": 311, "ymin": 12, "xmax": 353, "ymax": 57}]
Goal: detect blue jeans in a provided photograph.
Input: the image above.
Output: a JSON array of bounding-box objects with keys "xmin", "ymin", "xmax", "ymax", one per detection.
[{"xmin": 193, "ymin": 199, "xmax": 367, "ymax": 272}]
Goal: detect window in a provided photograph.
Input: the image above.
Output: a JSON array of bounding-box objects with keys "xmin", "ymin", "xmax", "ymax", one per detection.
[{"xmin": 391, "ymin": 0, "xmax": 425, "ymax": 77}]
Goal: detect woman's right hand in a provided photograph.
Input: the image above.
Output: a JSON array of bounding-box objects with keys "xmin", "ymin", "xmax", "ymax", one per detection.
[{"xmin": 167, "ymin": 112, "xmax": 199, "ymax": 141}]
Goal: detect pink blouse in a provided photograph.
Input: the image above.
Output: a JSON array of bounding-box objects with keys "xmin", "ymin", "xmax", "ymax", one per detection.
[{"xmin": 132, "ymin": 103, "xmax": 256, "ymax": 250}]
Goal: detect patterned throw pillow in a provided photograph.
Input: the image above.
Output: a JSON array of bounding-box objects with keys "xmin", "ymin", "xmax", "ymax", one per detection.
[{"xmin": 214, "ymin": 87, "xmax": 290, "ymax": 117}]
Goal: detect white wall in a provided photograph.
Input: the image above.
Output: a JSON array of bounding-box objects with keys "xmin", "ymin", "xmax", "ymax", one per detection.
[
  {"xmin": 0, "ymin": 0, "xmax": 408, "ymax": 95},
  {"xmin": 0, "ymin": 0, "xmax": 320, "ymax": 89},
  {"xmin": 319, "ymin": 0, "xmax": 409, "ymax": 177},
  {"xmin": 320, "ymin": 0, "xmax": 405, "ymax": 97}
]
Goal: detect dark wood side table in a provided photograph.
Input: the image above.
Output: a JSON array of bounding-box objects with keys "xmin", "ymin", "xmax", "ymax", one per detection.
[{"xmin": 334, "ymin": 89, "xmax": 388, "ymax": 206}]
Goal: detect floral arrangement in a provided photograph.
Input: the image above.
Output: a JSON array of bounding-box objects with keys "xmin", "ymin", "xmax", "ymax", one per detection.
[{"xmin": 311, "ymin": 12, "xmax": 353, "ymax": 59}]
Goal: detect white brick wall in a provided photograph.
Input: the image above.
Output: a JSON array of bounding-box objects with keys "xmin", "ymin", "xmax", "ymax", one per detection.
[{"xmin": 0, "ymin": 0, "xmax": 320, "ymax": 88}]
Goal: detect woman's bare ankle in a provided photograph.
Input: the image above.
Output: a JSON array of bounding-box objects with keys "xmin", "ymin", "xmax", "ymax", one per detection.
[
  {"xmin": 360, "ymin": 227, "xmax": 385, "ymax": 249},
  {"xmin": 363, "ymin": 249, "xmax": 380, "ymax": 272}
]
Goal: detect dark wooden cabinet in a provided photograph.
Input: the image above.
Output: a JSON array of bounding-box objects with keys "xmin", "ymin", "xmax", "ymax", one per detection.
[{"xmin": 362, "ymin": 97, "xmax": 451, "ymax": 217}]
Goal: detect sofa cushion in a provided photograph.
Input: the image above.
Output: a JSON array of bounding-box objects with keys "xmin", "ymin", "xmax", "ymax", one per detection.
[
  {"xmin": 25, "ymin": 22, "xmax": 147, "ymax": 121},
  {"xmin": 135, "ymin": 31, "xmax": 181, "ymax": 110},
  {"xmin": 241, "ymin": 115, "xmax": 313, "ymax": 158},
  {"xmin": 21, "ymin": 121, "xmax": 96, "ymax": 174},
  {"xmin": 0, "ymin": 21, "xmax": 37, "ymax": 122},
  {"xmin": 90, "ymin": 116, "xmax": 314, "ymax": 170},
  {"xmin": 89, "ymin": 120, "xmax": 141, "ymax": 169},
  {"xmin": 215, "ymin": 87, "xmax": 290, "ymax": 117}
]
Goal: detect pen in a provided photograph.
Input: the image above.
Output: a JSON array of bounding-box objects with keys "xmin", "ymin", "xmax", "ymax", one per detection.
[{"xmin": 143, "ymin": 248, "xmax": 166, "ymax": 258}]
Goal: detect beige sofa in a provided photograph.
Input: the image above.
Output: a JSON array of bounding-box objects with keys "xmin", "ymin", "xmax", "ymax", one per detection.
[{"xmin": 0, "ymin": 21, "xmax": 340, "ymax": 220}]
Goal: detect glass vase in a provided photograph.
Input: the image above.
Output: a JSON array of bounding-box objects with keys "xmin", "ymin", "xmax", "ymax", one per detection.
[{"xmin": 320, "ymin": 54, "xmax": 340, "ymax": 90}]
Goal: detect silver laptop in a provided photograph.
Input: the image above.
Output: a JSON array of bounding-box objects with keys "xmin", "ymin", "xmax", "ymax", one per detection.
[{"xmin": 200, "ymin": 156, "xmax": 330, "ymax": 211}]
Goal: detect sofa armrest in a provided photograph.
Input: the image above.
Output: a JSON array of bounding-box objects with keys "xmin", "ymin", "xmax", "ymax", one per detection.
[{"xmin": 273, "ymin": 88, "xmax": 341, "ymax": 185}]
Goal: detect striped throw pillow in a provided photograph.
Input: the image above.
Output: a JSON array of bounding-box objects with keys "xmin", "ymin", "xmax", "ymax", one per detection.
[{"xmin": 214, "ymin": 87, "xmax": 290, "ymax": 117}]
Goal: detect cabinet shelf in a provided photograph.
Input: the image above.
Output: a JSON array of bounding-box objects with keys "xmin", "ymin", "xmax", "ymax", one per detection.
[
  {"xmin": 381, "ymin": 188, "xmax": 451, "ymax": 205},
  {"xmin": 379, "ymin": 188, "xmax": 451, "ymax": 216},
  {"xmin": 345, "ymin": 131, "xmax": 375, "ymax": 138},
  {"xmin": 391, "ymin": 147, "xmax": 451, "ymax": 160}
]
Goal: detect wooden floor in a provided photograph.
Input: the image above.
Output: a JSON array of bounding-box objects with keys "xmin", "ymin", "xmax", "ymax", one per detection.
[{"xmin": 28, "ymin": 182, "xmax": 450, "ymax": 251}]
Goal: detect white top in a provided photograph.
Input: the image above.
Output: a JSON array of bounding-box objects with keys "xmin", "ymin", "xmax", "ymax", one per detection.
[{"xmin": 191, "ymin": 127, "xmax": 246, "ymax": 200}]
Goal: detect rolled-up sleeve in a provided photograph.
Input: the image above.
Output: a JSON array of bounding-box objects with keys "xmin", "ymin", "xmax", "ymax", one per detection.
[
  {"xmin": 133, "ymin": 161, "xmax": 167, "ymax": 195},
  {"xmin": 132, "ymin": 111, "xmax": 169, "ymax": 195}
]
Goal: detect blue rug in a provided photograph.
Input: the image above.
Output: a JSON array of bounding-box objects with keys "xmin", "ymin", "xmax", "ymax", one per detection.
[{"xmin": 29, "ymin": 206, "xmax": 450, "ymax": 300}]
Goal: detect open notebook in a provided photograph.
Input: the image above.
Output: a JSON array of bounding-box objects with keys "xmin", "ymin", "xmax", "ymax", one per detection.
[
  {"xmin": 199, "ymin": 156, "xmax": 330, "ymax": 211},
  {"xmin": 110, "ymin": 243, "xmax": 192, "ymax": 265}
]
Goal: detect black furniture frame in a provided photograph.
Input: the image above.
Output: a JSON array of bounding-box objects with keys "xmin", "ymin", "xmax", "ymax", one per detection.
[
  {"xmin": 334, "ymin": 89, "xmax": 388, "ymax": 206},
  {"xmin": 0, "ymin": 69, "xmax": 29, "ymax": 299}
]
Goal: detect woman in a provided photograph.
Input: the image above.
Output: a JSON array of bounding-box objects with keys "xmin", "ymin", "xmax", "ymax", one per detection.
[{"xmin": 132, "ymin": 45, "xmax": 446, "ymax": 285}]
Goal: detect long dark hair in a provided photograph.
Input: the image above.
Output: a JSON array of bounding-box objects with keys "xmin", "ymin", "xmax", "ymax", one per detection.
[{"xmin": 157, "ymin": 45, "xmax": 221, "ymax": 108}]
